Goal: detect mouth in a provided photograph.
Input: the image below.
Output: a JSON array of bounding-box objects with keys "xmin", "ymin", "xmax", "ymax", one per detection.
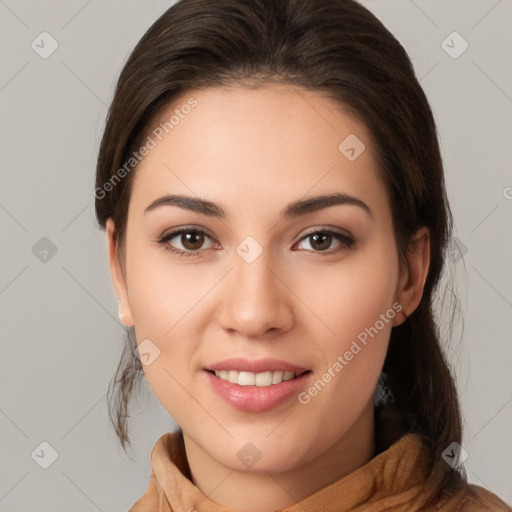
[
  {"xmin": 205, "ymin": 369, "xmax": 310, "ymax": 387},
  {"xmin": 203, "ymin": 358, "xmax": 313, "ymax": 412}
]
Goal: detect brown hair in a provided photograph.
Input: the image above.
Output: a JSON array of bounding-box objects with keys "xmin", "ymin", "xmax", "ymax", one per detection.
[{"xmin": 95, "ymin": 0, "xmax": 464, "ymax": 495}]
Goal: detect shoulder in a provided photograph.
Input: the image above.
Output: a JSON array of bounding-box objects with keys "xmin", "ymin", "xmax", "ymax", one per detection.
[
  {"xmin": 461, "ymin": 484, "xmax": 512, "ymax": 511},
  {"xmin": 434, "ymin": 483, "xmax": 512, "ymax": 512}
]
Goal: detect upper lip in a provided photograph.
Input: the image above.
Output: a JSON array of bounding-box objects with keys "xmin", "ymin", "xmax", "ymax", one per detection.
[{"xmin": 205, "ymin": 357, "xmax": 309, "ymax": 374}]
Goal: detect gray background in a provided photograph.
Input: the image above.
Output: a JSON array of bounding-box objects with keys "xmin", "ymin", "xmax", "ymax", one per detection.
[{"xmin": 1, "ymin": 0, "xmax": 511, "ymax": 510}]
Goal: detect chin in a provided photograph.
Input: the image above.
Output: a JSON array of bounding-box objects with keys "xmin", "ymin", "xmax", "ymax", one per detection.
[{"xmin": 210, "ymin": 431, "xmax": 312, "ymax": 474}]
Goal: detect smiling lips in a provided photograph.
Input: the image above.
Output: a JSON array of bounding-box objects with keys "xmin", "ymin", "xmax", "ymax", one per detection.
[{"xmin": 204, "ymin": 357, "xmax": 312, "ymax": 412}]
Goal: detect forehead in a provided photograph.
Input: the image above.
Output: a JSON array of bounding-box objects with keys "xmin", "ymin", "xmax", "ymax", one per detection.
[{"xmin": 129, "ymin": 84, "xmax": 390, "ymax": 224}]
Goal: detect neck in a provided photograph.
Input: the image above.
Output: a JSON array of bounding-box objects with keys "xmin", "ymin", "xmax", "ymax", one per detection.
[{"xmin": 182, "ymin": 401, "xmax": 376, "ymax": 512}]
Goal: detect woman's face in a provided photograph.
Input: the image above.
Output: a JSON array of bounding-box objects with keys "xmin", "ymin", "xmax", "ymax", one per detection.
[{"xmin": 108, "ymin": 84, "xmax": 421, "ymax": 474}]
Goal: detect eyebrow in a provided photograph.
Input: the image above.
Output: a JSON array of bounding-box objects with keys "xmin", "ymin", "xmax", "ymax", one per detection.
[{"xmin": 144, "ymin": 192, "xmax": 373, "ymax": 220}]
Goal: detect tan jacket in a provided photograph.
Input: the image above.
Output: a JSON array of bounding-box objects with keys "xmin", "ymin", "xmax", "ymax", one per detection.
[{"xmin": 129, "ymin": 431, "xmax": 511, "ymax": 511}]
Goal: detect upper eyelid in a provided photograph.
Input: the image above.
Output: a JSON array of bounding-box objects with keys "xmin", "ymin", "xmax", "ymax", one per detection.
[
  {"xmin": 161, "ymin": 226, "xmax": 352, "ymax": 238},
  {"xmin": 160, "ymin": 227, "xmax": 216, "ymax": 243},
  {"xmin": 300, "ymin": 226, "xmax": 353, "ymax": 240}
]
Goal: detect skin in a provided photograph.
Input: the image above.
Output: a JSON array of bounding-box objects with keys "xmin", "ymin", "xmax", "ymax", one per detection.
[{"xmin": 106, "ymin": 84, "xmax": 430, "ymax": 511}]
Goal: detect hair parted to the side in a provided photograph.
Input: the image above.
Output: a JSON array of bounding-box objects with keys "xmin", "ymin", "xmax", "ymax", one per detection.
[{"xmin": 95, "ymin": 0, "xmax": 464, "ymax": 495}]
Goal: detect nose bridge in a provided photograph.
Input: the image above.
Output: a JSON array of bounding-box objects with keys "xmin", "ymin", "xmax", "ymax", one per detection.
[
  {"xmin": 234, "ymin": 243, "xmax": 276, "ymax": 297},
  {"xmin": 218, "ymin": 238, "xmax": 293, "ymax": 337}
]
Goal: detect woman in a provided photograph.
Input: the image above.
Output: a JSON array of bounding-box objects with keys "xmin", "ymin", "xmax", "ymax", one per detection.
[{"xmin": 94, "ymin": 0, "xmax": 511, "ymax": 510}]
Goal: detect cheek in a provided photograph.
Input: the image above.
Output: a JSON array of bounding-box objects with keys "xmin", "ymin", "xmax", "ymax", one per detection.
[
  {"xmin": 299, "ymin": 240, "xmax": 399, "ymax": 348},
  {"xmin": 294, "ymin": 258, "xmax": 398, "ymax": 440},
  {"xmin": 125, "ymin": 241, "xmax": 205, "ymax": 337},
  {"xmin": 125, "ymin": 246, "xmax": 212, "ymax": 403},
  {"xmin": 292, "ymin": 240, "xmax": 399, "ymax": 426}
]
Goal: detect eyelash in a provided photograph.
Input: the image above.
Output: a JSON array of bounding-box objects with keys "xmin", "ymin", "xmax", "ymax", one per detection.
[{"xmin": 156, "ymin": 227, "xmax": 354, "ymax": 258}]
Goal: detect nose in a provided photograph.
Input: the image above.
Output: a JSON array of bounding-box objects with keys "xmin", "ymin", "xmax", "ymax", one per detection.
[{"xmin": 216, "ymin": 247, "xmax": 294, "ymax": 339}]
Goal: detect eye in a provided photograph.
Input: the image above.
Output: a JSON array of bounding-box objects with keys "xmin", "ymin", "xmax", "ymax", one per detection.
[
  {"xmin": 156, "ymin": 228, "xmax": 218, "ymax": 257},
  {"xmin": 295, "ymin": 229, "xmax": 354, "ymax": 254},
  {"xmin": 156, "ymin": 227, "xmax": 354, "ymax": 258}
]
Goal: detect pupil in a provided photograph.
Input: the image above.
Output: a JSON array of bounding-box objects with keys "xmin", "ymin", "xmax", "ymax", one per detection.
[
  {"xmin": 312, "ymin": 233, "xmax": 331, "ymax": 251},
  {"xmin": 183, "ymin": 232, "xmax": 203, "ymax": 250}
]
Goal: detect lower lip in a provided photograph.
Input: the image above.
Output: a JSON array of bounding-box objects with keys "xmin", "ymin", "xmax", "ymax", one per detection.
[{"xmin": 204, "ymin": 370, "xmax": 311, "ymax": 412}]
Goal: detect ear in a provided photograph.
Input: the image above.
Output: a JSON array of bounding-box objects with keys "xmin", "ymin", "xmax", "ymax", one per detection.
[
  {"xmin": 392, "ymin": 227, "xmax": 430, "ymax": 326},
  {"xmin": 106, "ymin": 218, "xmax": 134, "ymax": 326}
]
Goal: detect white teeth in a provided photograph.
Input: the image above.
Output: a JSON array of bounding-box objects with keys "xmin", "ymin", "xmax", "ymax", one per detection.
[
  {"xmin": 238, "ymin": 371, "xmax": 255, "ymax": 386},
  {"xmin": 255, "ymin": 371, "xmax": 272, "ymax": 387},
  {"xmin": 272, "ymin": 370, "xmax": 284, "ymax": 384},
  {"xmin": 213, "ymin": 369, "xmax": 299, "ymax": 386}
]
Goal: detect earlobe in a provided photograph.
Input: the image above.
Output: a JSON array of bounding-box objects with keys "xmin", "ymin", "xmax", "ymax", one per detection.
[
  {"xmin": 106, "ymin": 218, "xmax": 134, "ymax": 326},
  {"xmin": 392, "ymin": 227, "xmax": 430, "ymax": 327},
  {"xmin": 118, "ymin": 298, "xmax": 134, "ymax": 326}
]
